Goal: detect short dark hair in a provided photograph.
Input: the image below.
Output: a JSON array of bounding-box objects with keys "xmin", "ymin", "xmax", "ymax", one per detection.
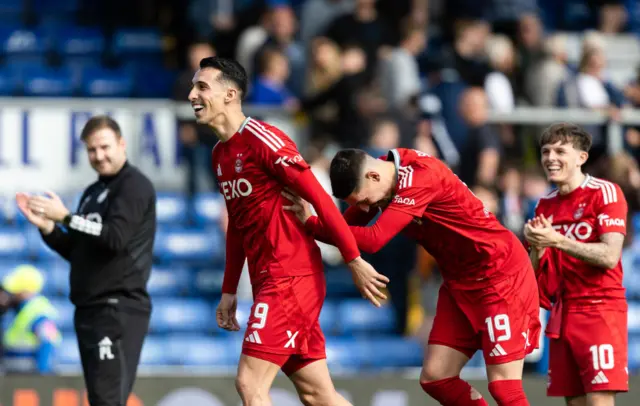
[
  {"xmin": 539, "ymin": 123, "xmax": 592, "ymax": 152},
  {"xmin": 199, "ymin": 56, "xmax": 248, "ymax": 100},
  {"xmin": 81, "ymin": 115, "xmax": 122, "ymax": 141},
  {"xmin": 330, "ymin": 149, "xmax": 369, "ymax": 199}
]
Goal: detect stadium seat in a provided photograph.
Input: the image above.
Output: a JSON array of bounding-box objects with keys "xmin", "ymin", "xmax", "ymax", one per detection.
[
  {"xmin": 0, "ymin": 0, "xmax": 23, "ymax": 23},
  {"xmin": 56, "ymin": 335, "xmax": 80, "ymax": 365},
  {"xmin": 147, "ymin": 266, "xmax": 191, "ymax": 296},
  {"xmin": 319, "ymin": 301, "xmax": 338, "ymax": 335},
  {"xmin": 192, "ymin": 193, "xmax": 224, "ymax": 226},
  {"xmin": 0, "ymin": 227, "xmax": 29, "ymax": 259},
  {"xmin": 128, "ymin": 64, "xmax": 178, "ymax": 98},
  {"xmin": 22, "ymin": 66, "xmax": 74, "ymax": 97},
  {"xmin": 166, "ymin": 335, "xmax": 236, "ymax": 367},
  {"xmin": 629, "ymin": 302, "xmax": 640, "ymax": 334},
  {"xmin": 55, "ymin": 26, "xmax": 104, "ymax": 58},
  {"xmin": 47, "ymin": 298, "xmax": 75, "ymax": 333},
  {"xmin": 80, "ymin": 67, "xmax": 133, "ymax": 97},
  {"xmin": 0, "ymin": 67, "xmax": 18, "ymax": 95},
  {"xmin": 325, "ymin": 338, "xmax": 367, "ymax": 369},
  {"xmin": 139, "ymin": 336, "xmax": 169, "ymax": 365},
  {"xmin": 149, "ymin": 298, "xmax": 213, "ymax": 333},
  {"xmin": 364, "ymin": 338, "xmax": 423, "ymax": 368},
  {"xmin": 155, "ymin": 192, "xmax": 189, "ymax": 225},
  {"xmin": 325, "ymin": 266, "xmax": 360, "ymax": 297},
  {"xmin": 0, "ymin": 26, "xmax": 50, "ymax": 60},
  {"xmin": 336, "ymin": 299, "xmax": 396, "ymax": 335},
  {"xmin": 193, "ymin": 267, "xmax": 224, "ymax": 296},
  {"xmin": 26, "ymin": 227, "xmax": 64, "ymax": 261},
  {"xmin": 153, "ymin": 227, "xmax": 223, "ymax": 264},
  {"xmin": 111, "ymin": 28, "xmax": 164, "ymax": 64}
]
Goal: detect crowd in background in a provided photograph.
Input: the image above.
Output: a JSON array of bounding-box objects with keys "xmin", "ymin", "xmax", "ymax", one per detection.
[{"xmin": 166, "ymin": 0, "xmax": 640, "ymax": 339}]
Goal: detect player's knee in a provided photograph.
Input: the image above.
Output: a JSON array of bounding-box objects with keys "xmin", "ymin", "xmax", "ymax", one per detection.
[
  {"xmin": 298, "ymin": 388, "xmax": 338, "ymax": 406},
  {"xmin": 420, "ymin": 364, "xmax": 452, "ymax": 383},
  {"xmin": 488, "ymin": 379, "xmax": 528, "ymax": 406},
  {"xmin": 235, "ymin": 375, "xmax": 268, "ymax": 405}
]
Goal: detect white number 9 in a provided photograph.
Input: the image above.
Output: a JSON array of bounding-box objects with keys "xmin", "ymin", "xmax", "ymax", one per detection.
[{"xmin": 251, "ymin": 303, "xmax": 269, "ymax": 329}]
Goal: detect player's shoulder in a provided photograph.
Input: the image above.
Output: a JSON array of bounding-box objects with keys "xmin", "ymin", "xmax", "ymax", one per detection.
[
  {"xmin": 582, "ymin": 175, "xmax": 623, "ymax": 206},
  {"xmin": 388, "ymin": 148, "xmax": 441, "ymax": 191},
  {"xmin": 240, "ymin": 117, "xmax": 293, "ymax": 152}
]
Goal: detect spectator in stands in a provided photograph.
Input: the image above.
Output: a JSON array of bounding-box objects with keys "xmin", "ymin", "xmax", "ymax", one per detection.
[
  {"xmin": 623, "ymin": 65, "xmax": 640, "ymax": 161},
  {"xmin": 323, "ymin": 0, "xmax": 396, "ymax": 83},
  {"xmin": 588, "ymin": 0, "xmax": 628, "ymax": 33},
  {"xmin": 253, "ymin": 4, "xmax": 306, "ymax": 97},
  {"xmin": 471, "ymin": 184, "xmax": 500, "ymax": 215},
  {"xmin": 300, "ymin": 44, "xmax": 370, "ymax": 147},
  {"xmin": 300, "ymin": 0, "xmax": 355, "ymax": 44},
  {"xmin": 606, "ymin": 151, "xmax": 640, "ymax": 239},
  {"xmin": 173, "ymin": 42, "xmax": 218, "ymax": 202},
  {"xmin": 498, "ymin": 162, "xmax": 526, "ymax": 239},
  {"xmin": 484, "ymin": 34, "xmax": 516, "ymax": 113},
  {"xmin": 443, "ymin": 20, "xmax": 492, "ymax": 87},
  {"xmin": 235, "ymin": 10, "xmax": 270, "ymax": 80},
  {"xmin": 2, "ymin": 265, "xmax": 60, "ymax": 375},
  {"xmin": 525, "ymin": 34, "xmax": 571, "ymax": 106},
  {"xmin": 489, "ymin": 0, "xmax": 539, "ymax": 40},
  {"xmin": 458, "ymin": 87, "xmax": 502, "ymax": 187},
  {"xmin": 514, "ymin": 13, "xmax": 545, "ymax": 97},
  {"xmin": 247, "ymin": 47, "xmax": 298, "ymax": 108},
  {"xmin": 379, "ymin": 20, "xmax": 427, "ymax": 110}
]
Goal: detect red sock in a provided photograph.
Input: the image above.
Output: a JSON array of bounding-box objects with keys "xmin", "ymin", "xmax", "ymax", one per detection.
[
  {"xmin": 488, "ymin": 380, "xmax": 529, "ymax": 406},
  {"xmin": 420, "ymin": 376, "xmax": 489, "ymax": 405}
]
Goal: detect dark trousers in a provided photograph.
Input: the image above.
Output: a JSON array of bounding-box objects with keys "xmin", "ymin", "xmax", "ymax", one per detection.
[{"xmin": 74, "ymin": 304, "xmax": 150, "ymax": 406}]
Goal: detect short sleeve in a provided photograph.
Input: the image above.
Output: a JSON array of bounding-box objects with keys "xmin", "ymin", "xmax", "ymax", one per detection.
[
  {"xmin": 595, "ymin": 183, "xmax": 628, "ymax": 236},
  {"xmin": 386, "ymin": 166, "xmax": 439, "ymax": 218},
  {"xmin": 245, "ymin": 119, "xmax": 310, "ymax": 184}
]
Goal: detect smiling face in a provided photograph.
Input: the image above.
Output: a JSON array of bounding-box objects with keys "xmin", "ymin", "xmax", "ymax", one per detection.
[
  {"xmin": 541, "ymin": 141, "xmax": 588, "ymax": 184},
  {"xmin": 84, "ymin": 128, "xmax": 127, "ymax": 176},
  {"xmin": 188, "ymin": 68, "xmax": 231, "ymax": 125}
]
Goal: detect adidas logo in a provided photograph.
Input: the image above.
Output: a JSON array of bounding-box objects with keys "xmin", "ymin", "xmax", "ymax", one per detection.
[
  {"xmin": 591, "ymin": 371, "xmax": 609, "ymax": 384},
  {"xmin": 489, "ymin": 344, "xmax": 508, "ymax": 357},
  {"xmin": 245, "ymin": 331, "xmax": 262, "ymax": 344}
]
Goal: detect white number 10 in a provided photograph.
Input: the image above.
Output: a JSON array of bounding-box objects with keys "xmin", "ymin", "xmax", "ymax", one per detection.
[
  {"xmin": 485, "ymin": 314, "xmax": 511, "ymax": 343},
  {"xmin": 251, "ymin": 303, "xmax": 269, "ymax": 329},
  {"xmin": 590, "ymin": 344, "xmax": 614, "ymax": 370}
]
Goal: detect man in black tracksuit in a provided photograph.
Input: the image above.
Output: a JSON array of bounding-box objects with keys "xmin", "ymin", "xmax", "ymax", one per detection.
[{"xmin": 16, "ymin": 115, "xmax": 156, "ymax": 406}]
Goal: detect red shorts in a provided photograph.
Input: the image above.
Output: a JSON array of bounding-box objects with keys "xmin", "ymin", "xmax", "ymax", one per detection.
[
  {"xmin": 241, "ymin": 272, "xmax": 327, "ymax": 376},
  {"xmin": 547, "ymin": 308, "xmax": 629, "ymax": 397},
  {"xmin": 428, "ymin": 263, "xmax": 541, "ymax": 364}
]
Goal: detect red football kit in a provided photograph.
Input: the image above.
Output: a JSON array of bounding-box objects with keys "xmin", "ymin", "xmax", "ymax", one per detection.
[
  {"xmin": 534, "ymin": 175, "xmax": 629, "ymax": 396},
  {"xmin": 307, "ymin": 148, "xmax": 541, "ymax": 363},
  {"xmin": 213, "ymin": 117, "xmax": 361, "ymax": 374}
]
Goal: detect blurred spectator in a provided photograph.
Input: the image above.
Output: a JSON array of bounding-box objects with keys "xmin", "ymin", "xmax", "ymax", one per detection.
[
  {"xmin": 484, "ymin": 34, "xmax": 516, "ymax": 113},
  {"xmin": 173, "ymin": 42, "xmax": 219, "ymax": 200},
  {"xmin": 306, "ymin": 38, "xmax": 344, "ymax": 96},
  {"xmin": 458, "ymin": 87, "xmax": 502, "ymax": 187},
  {"xmin": 443, "ymin": 20, "xmax": 492, "ymax": 86},
  {"xmin": 588, "ymin": 0, "xmax": 628, "ymax": 33},
  {"xmin": 2, "ymin": 265, "xmax": 60, "ymax": 375},
  {"xmin": 323, "ymin": 0, "xmax": 396, "ymax": 83},
  {"xmin": 472, "ymin": 184, "xmax": 500, "ymax": 215},
  {"xmin": 300, "ymin": 0, "xmax": 355, "ymax": 44},
  {"xmin": 525, "ymin": 34, "xmax": 571, "ymax": 106},
  {"xmin": 605, "ymin": 151, "xmax": 640, "ymax": 239},
  {"xmin": 498, "ymin": 162, "xmax": 525, "ymax": 238},
  {"xmin": 490, "ymin": 0, "xmax": 540, "ymax": 40},
  {"xmin": 300, "ymin": 44, "xmax": 370, "ymax": 147},
  {"xmin": 247, "ymin": 47, "xmax": 298, "ymax": 108},
  {"xmin": 379, "ymin": 20, "xmax": 427, "ymax": 110},
  {"xmin": 235, "ymin": 11, "xmax": 270, "ymax": 79},
  {"xmin": 366, "ymin": 117, "xmax": 401, "ymax": 156},
  {"xmin": 522, "ymin": 167, "xmax": 550, "ymax": 219},
  {"xmin": 623, "ymin": 65, "xmax": 640, "ymax": 160},
  {"xmin": 254, "ymin": 4, "xmax": 307, "ymax": 97}
]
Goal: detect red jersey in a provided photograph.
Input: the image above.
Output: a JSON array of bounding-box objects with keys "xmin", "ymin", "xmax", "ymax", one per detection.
[
  {"xmin": 213, "ymin": 117, "xmax": 360, "ymax": 293},
  {"xmin": 307, "ymin": 148, "xmax": 528, "ymax": 289},
  {"xmin": 534, "ymin": 175, "xmax": 627, "ymax": 307}
]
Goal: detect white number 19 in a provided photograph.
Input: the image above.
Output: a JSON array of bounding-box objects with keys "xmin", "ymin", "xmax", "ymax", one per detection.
[{"xmin": 485, "ymin": 314, "xmax": 511, "ymax": 343}]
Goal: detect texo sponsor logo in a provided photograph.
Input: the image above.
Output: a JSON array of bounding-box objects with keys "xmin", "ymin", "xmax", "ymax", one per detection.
[{"xmin": 220, "ymin": 179, "xmax": 253, "ymax": 200}]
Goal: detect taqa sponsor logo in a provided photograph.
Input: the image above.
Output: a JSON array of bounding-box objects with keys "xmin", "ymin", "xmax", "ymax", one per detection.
[
  {"xmin": 220, "ymin": 179, "xmax": 253, "ymax": 200},
  {"xmin": 393, "ymin": 196, "xmax": 415, "ymax": 205},
  {"xmin": 552, "ymin": 222, "xmax": 593, "ymax": 240},
  {"xmin": 598, "ymin": 214, "xmax": 625, "ymax": 227},
  {"xmin": 275, "ymin": 154, "xmax": 303, "ymax": 167}
]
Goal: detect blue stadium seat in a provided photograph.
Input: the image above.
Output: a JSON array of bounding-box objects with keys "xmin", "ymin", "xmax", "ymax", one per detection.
[
  {"xmin": 80, "ymin": 67, "xmax": 133, "ymax": 97},
  {"xmin": 319, "ymin": 301, "xmax": 338, "ymax": 335},
  {"xmin": 193, "ymin": 267, "xmax": 224, "ymax": 296},
  {"xmin": 153, "ymin": 227, "xmax": 223, "ymax": 264},
  {"xmin": 325, "ymin": 266, "xmax": 360, "ymax": 297},
  {"xmin": 325, "ymin": 338, "xmax": 367, "ymax": 369},
  {"xmin": 193, "ymin": 193, "xmax": 224, "ymax": 226},
  {"xmin": 149, "ymin": 298, "xmax": 213, "ymax": 333},
  {"xmin": 166, "ymin": 335, "xmax": 236, "ymax": 367},
  {"xmin": 139, "ymin": 336, "xmax": 169, "ymax": 365},
  {"xmin": 364, "ymin": 338, "xmax": 423, "ymax": 368},
  {"xmin": 26, "ymin": 227, "xmax": 64, "ymax": 261},
  {"xmin": 22, "ymin": 66, "xmax": 74, "ymax": 97},
  {"xmin": 55, "ymin": 26, "xmax": 104, "ymax": 58},
  {"xmin": 336, "ymin": 299, "xmax": 396, "ymax": 335},
  {"xmin": 56, "ymin": 335, "xmax": 80, "ymax": 365},
  {"xmin": 0, "ymin": 0, "xmax": 23, "ymax": 22},
  {"xmin": 40, "ymin": 261, "xmax": 69, "ymax": 297},
  {"xmin": 128, "ymin": 64, "xmax": 178, "ymax": 98},
  {"xmin": 47, "ymin": 298, "xmax": 75, "ymax": 333},
  {"xmin": 0, "ymin": 27, "xmax": 50, "ymax": 58},
  {"xmin": 111, "ymin": 28, "xmax": 163, "ymax": 62},
  {"xmin": 156, "ymin": 192, "xmax": 189, "ymax": 225},
  {"xmin": 0, "ymin": 227, "xmax": 29, "ymax": 258},
  {"xmin": 629, "ymin": 302, "xmax": 640, "ymax": 334},
  {"xmin": 147, "ymin": 266, "xmax": 191, "ymax": 296}
]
